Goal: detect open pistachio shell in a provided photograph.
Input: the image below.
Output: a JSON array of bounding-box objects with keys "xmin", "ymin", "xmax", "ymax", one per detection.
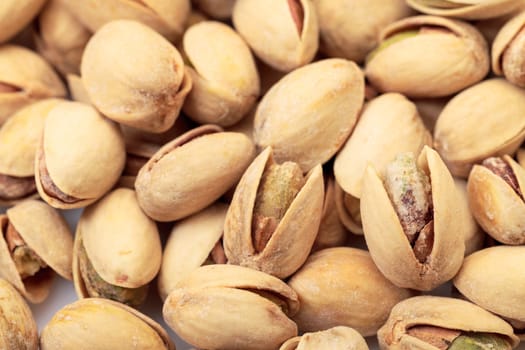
[
  {"xmin": 406, "ymin": 0, "xmax": 524, "ymax": 20},
  {"xmin": 0, "ymin": 278, "xmax": 38, "ymax": 349},
  {"xmin": 0, "ymin": 0, "xmax": 46, "ymax": 44},
  {"xmin": 361, "ymin": 146, "xmax": 465, "ymax": 291},
  {"xmin": 378, "ymin": 296, "xmax": 519, "ymax": 350},
  {"xmin": 35, "ymin": 101, "xmax": 126, "ymax": 209},
  {"xmin": 334, "ymin": 182, "xmax": 363, "ymax": 234},
  {"xmin": 280, "ymin": 326, "xmax": 369, "ymax": 350},
  {"xmin": 158, "ymin": 202, "xmax": 227, "ymax": 301},
  {"xmin": 135, "ymin": 125, "xmax": 255, "ymax": 222},
  {"xmin": 254, "ymin": 58, "xmax": 364, "ymax": 172},
  {"xmin": 182, "ymin": 21, "xmax": 260, "ymax": 126},
  {"xmin": 334, "ymin": 93, "xmax": 432, "ymax": 199},
  {"xmin": 40, "ymin": 298, "xmax": 174, "ymax": 350},
  {"xmin": 224, "ymin": 147, "xmax": 324, "ymax": 279},
  {"xmin": 233, "ymin": 0, "xmax": 319, "ymax": 72},
  {"xmin": 366, "ymin": 16, "xmax": 489, "ymax": 98},
  {"xmin": 434, "ymin": 78, "xmax": 525, "ymax": 178},
  {"xmin": 192, "ymin": 0, "xmax": 235, "ymax": 19},
  {"xmin": 164, "ymin": 264, "xmax": 298, "ymax": 350}
]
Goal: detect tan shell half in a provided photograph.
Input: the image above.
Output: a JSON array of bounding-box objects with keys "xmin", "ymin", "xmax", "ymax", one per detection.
[
  {"xmin": 0, "ymin": 0, "xmax": 46, "ymax": 43},
  {"xmin": 164, "ymin": 264, "xmax": 298, "ymax": 350},
  {"xmin": 288, "ymin": 247, "xmax": 412, "ymax": 336},
  {"xmin": 406, "ymin": 0, "xmax": 524, "ymax": 20},
  {"xmin": 0, "ymin": 200, "xmax": 73, "ymax": 303},
  {"xmin": 280, "ymin": 326, "xmax": 369, "ymax": 350},
  {"xmin": 224, "ymin": 147, "xmax": 324, "ymax": 279},
  {"xmin": 454, "ymin": 245, "xmax": 525, "ymax": 324},
  {"xmin": 434, "ymin": 78, "xmax": 525, "ymax": 178},
  {"xmin": 182, "ymin": 21, "xmax": 260, "ymax": 126},
  {"xmin": 334, "ymin": 93, "xmax": 432, "ymax": 199},
  {"xmin": 40, "ymin": 298, "xmax": 174, "ymax": 350},
  {"xmin": 0, "ymin": 278, "xmax": 38, "ymax": 349},
  {"xmin": 455, "ymin": 178, "xmax": 484, "ymax": 255},
  {"xmin": 366, "ymin": 16, "xmax": 489, "ymax": 98},
  {"xmin": 233, "ymin": 0, "xmax": 318, "ymax": 72},
  {"xmin": 334, "ymin": 182, "xmax": 363, "ymax": 234},
  {"xmin": 492, "ymin": 10, "xmax": 525, "ymax": 86},
  {"xmin": 361, "ymin": 146, "xmax": 465, "ymax": 291},
  {"xmin": 158, "ymin": 202, "xmax": 227, "ymax": 300},
  {"xmin": 135, "ymin": 125, "xmax": 255, "ymax": 222},
  {"xmin": 254, "ymin": 58, "xmax": 364, "ymax": 172},
  {"xmin": 378, "ymin": 295, "xmax": 519, "ymax": 350}
]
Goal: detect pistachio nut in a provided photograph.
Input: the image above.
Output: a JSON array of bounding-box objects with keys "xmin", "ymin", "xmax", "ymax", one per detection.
[
  {"xmin": 313, "ymin": 0, "xmax": 413, "ymax": 63},
  {"xmin": 163, "ymin": 264, "xmax": 299, "ymax": 350},
  {"xmin": 40, "ymin": 298, "xmax": 175, "ymax": 350},
  {"xmin": 136, "ymin": 125, "xmax": 255, "ymax": 221},
  {"xmin": 182, "ymin": 21, "xmax": 260, "ymax": 126},
  {"xmin": 192, "ymin": 0, "xmax": 235, "ymax": 20},
  {"xmin": 158, "ymin": 202, "xmax": 228, "ymax": 301},
  {"xmin": 334, "ymin": 182, "xmax": 363, "ymax": 234},
  {"xmin": 224, "ymin": 147, "xmax": 324, "ymax": 278},
  {"xmin": 467, "ymin": 156, "xmax": 525, "ymax": 245},
  {"xmin": 406, "ymin": 0, "xmax": 524, "ymax": 20},
  {"xmin": 33, "ymin": 0, "xmax": 91, "ymax": 76},
  {"xmin": 81, "ymin": 20, "xmax": 192, "ymax": 133},
  {"xmin": 0, "ymin": 200, "xmax": 73, "ymax": 303},
  {"xmin": 254, "ymin": 58, "xmax": 364, "ymax": 172},
  {"xmin": 288, "ymin": 247, "xmax": 412, "ymax": 336},
  {"xmin": 233, "ymin": 0, "xmax": 319, "ymax": 72},
  {"xmin": 0, "ymin": 0, "xmax": 46, "ymax": 44},
  {"xmin": 0, "ymin": 99, "xmax": 61, "ymax": 206},
  {"xmin": 361, "ymin": 146, "xmax": 465, "ymax": 290},
  {"xmin": 455, "ymin": 178, "xmax": 484, "ymax": 255},
  {"xmin": 60, "ymin": 0, "xmax": 190, "ymax": 42},
  {"xmin": 492, "ymin": 11, "xmax": 525, "ymax": 87},
  {"xmin": 366, "ymin": 16, "xmax": 489, "ymax": 98},
  {"xmin": 334, "ymin": 93, "xmax": 432, "ymax": 199},
  {"xmin": 378, "ymin": 296, "xmax": 519, "ymax": 350},
  {"xmin": 280, "ymin": 326, "xmax": 369, "ymax": 350},
  {"xmin": 413, "ymin": 97, "xmax": 449, "ymax": 134},
  {"xmin": 0, "ymin": 278, "xmax": 38, "ymax": 349},
  {"xmin": 35, "ymin": 101, "xmax": 126, "ymax": 209},
  {"xmin": 434, "ymin": 78, "xmax": 525, "ymax": 178},
  {"xmin": 66, "ymin": 74, "xmax": 91, "ymax": 104},
  {"xmin": 0, "ymin": 45, "xmax": 66, "ymax": 125}
]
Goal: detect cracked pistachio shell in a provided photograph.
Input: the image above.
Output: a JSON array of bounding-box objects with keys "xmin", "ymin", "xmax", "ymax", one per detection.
[
  {"xmin": 0, "ymin": 278, "xmax": 38, "ymax": 349},
  {"xmin": 233, "ymin": 0, "xmax": 319, "ymax": 72},
  {"xmin": 434, "ymin": 78, "xmax": 525, "ymax": 178},
  {"xmin": 224, "ymin": 147, "xmax": 324, "ymax": 279},
  {"xmin": 192, "ymin": 0, "xmax": 235, "ymax": 19},
  {"xmin": 254, "ymin": 58, "xmax": 365, "ymax": 172},
  {"xmin": 288, "ymin": 247, "xmax": 412, "ymax": 336},
  {"xmin": 378, "ymin": 296, "xmax": 519, "ymax": 350},
  {"xmin": 40, "ymin": 298, "xmax": 174, "ymax": 350},
  {"xmin": 334, "ymin": 93, "xmax": 432, "ymax": 199},
  {"xmin": 182, "ymin": 21, "xmax": 260, "ymax": 126},
  {"xmin": 81, "ymin": 20, "xmax": 192, "ymax": 133},
  {"xmin": 0, "ymin": 200, "xmax": 73, "ymax": 303},
  {"xmin": 313, "ymin": 0, "xmax": 413, "ymax": 63},
  {"xmin": 467, "ymin": 156, "xmax": 525, "ymax": 245},
  {"xmin": 361, "ymin": 146, "xmax": 465, "ymax": 291},
  {"xmin": 0, "ymin": 0, "xmax": 46, "ymax": 43},
  {"xmin": 334, "ymin": 182, "xmax": 363, "ymax": 234},
  {"xmin": 163, "ymin": 264, "xmax": 299, "ymax": 350},
  {"xmin": 73, "ymin": 188, "xmax": 161, "ymax": 298},
  {"xmin": 454, "ymin": 246, "xmax": 525, "ymax": 325},
  {"xmin": 280, "ymin": 326, "xmax": 369, "ymax": 350},
  {"xmin": 455, "ymin": 178, "xmax": 484, "ymax": 255},
  {"xmin": 366, "ymin": 16, "xmax": 489, "ymax": 98},
  {"xmin": 158, "ymin": 202, "xmax": 227, "ymax": 300},
  {"xmin": 60, "ymin": 0, "xmax": 190, "ymax": 42},
  {"xmin": 406, "ymin": 0, "xmax": 524, "ymax": 20},
  {"xmin": 136, "ymin": 125, "xmax": 255, "ymax": 221},
  {"xmin": 0, "ymin": 45, "xmax": 66, "ymax": 125},
  {"xmin": 35, "ymin": 101, "xmax": 126, "ymax": 209},
  {"xmin": 34, "ymin": 0, "xmax": 91, "ymax": 76}
]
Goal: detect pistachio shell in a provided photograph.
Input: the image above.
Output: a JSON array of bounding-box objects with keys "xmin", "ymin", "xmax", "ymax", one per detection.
[
  {"xmin": 182, "ymin": 21, "xmax": 260, "ymax": 126},
  {"xmin": 40, "ymin": 298, "xmax": 174, "ymax": 350},
  {"xmin": 66, "ymin": 74, "xmax": 91, "ymax": 104},
  {"xmin": 233, "ymin": 0, "xmax": 319, "ymax": 72},
  {"xmin": 366, "ymin": 16, "xmax": 489, "ymax": 98},
  {"xmin": 288, "ymin": 247, "xmax": 412, "ymax": 336},
  {"xmin": 254, "ymin": 58, "xmax": 364, "ymax": 172},
  {"xmin": 192, "ymin": 0, "xmax": 235, "ymax": 19},
  {"xmin": 135, "ymin": 125, "xmax": 255, "ymax": 222},
  {"xmin": 434, "ymin": 78, "xmax": 525, "ymax": 177},
  {"xmin": 0, "ymin": 0, "xmax": 46, "ymax": 43},
  {"xmin": 334, "ymin": 93, "xmax": 432, "ymax": 198},
  {"xmin": 378, "ymin": 296, "xmax": 519, "ymax": 350},
  {"xmin": 334, "ymin": 182, "xmax": 363, "ymax": 234},
  {"xmin": 455, "ymin": 178, "xmax": 484, "ymax": 255},
  {"xmin": 280, "ymin": 326, "xmax": 369, "ymax": 350},
  {"xmin": 0, "ymin": 278, "xmax": 38, "ymax": 349},
  {"xmin": 361, "ymin": 146, "xmax": 465, "ymax": 290},
  {"xmin": 406, "ymin": 0, "xmax": 523, "ymax": 20},
  {"xmin": 158, "ymin": 202, "xmax": 227, "ymax": 300}
]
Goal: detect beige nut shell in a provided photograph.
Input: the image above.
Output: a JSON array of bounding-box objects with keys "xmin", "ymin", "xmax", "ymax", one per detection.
[
  {"xmin": 0, "ymin": 0, "xmax": 46, "ymax": 43},
  {"xmin": 406, "ymin": 0, "xmax": 524, "ymax": 20},
  {"xmin": 334, "ymin": 182, "xmax": 364, "ymax": 234},
  {"xmin": 280, "ymin": 326, "xmax": 369, "ymax": 350},
  {"xmin": 454, "ymin": 178, "xmax": 484, "ymax": 255}
]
